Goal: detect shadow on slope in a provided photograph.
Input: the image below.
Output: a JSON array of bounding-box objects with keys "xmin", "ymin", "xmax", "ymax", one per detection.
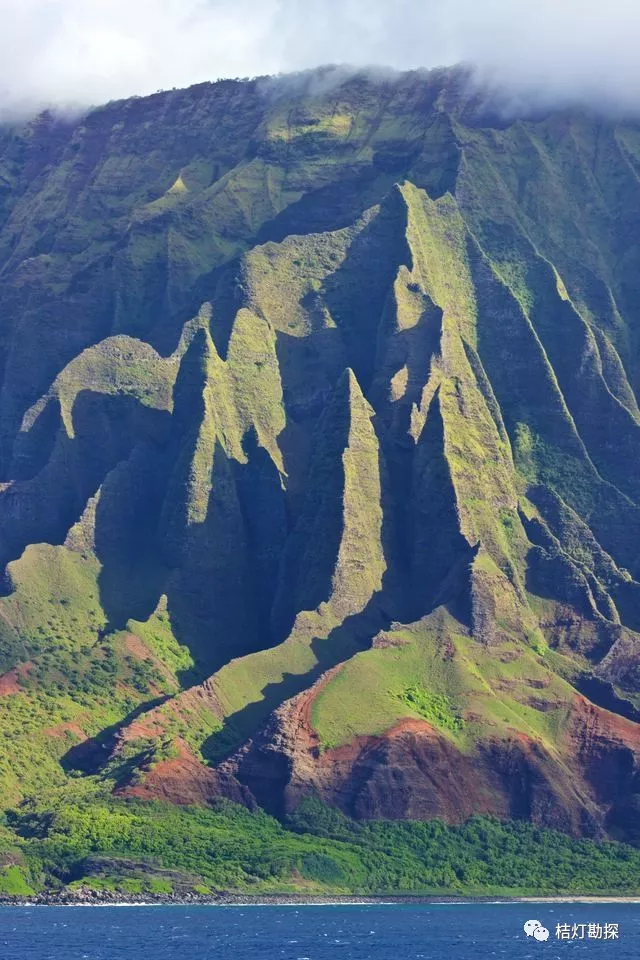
[
  {"xmin": 200, "ymin": 590, "xmax": 393, "ymax": 765},
  {"xmin": 61, "ymin": 695, "xmax": 170, "ymax": 776}
]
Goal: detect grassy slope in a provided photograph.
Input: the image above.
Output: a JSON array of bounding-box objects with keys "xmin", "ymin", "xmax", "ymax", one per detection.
[{"xmin": 309, "ymin": 609, "xmax": 573, "ymax": 753}]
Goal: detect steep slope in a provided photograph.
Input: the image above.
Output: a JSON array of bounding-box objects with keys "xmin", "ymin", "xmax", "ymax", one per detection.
[{"xmin": 0, "ymin": 66, "xmax": 639, "ymax": 864}]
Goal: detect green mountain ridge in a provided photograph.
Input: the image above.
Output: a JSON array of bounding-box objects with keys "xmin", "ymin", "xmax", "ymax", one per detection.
[{"xmin": 0, "ymin": 65, "xmax": 639, "ymax": 895}]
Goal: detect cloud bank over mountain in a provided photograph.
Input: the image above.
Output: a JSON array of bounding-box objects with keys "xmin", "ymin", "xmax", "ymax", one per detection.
[{"xmin": 0, "ymin": 0, "xmax": 639, "ymax": 116}]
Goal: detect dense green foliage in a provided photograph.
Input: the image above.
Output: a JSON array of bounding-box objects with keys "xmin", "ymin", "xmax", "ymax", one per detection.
[
  {"xmin": 395, "ymin": 687, "xmax": 465, "ymax": 733},
  {"xmin": 2, "ymin": 795, "xmax": 639, "ymax": 897}
]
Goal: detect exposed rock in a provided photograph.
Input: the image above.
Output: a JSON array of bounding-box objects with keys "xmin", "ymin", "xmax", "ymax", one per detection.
[
  {"xmin": 118, "ymin": 740, "xmax": 252, "ymax": 809},
  {"xmin": 222, "ymin": 672, "xmax": 601, "ymax": 836}
]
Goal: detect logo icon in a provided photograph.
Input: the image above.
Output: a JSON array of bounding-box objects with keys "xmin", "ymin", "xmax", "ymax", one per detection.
[{"xmin": 524, "ymin": 920, "xmax": 550, "ymax": 942}]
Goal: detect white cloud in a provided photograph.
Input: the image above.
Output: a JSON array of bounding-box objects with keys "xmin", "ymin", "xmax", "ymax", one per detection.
[{"xmin": 1, "ymin": 0, "xmax": 640, "ymax": 117}]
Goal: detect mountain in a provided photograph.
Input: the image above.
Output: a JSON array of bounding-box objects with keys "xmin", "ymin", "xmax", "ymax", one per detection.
[{"xmin": 0, "ymin": 65, "xmax": 639, "ymax": 896}]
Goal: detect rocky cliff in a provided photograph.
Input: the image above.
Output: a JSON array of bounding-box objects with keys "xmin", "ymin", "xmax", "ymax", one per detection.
[{"xmin": 0, "ymin": 66, "xmax": 639, "ymax": 843}]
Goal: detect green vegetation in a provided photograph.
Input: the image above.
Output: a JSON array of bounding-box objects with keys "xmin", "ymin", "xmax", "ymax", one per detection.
[
  {"xmin": 395, "ymin": 687, "xmax": 465, "ymax": 733},
  {"xmin": 2, "ymin": 794, "xmax": 639, "ymax": 897},
  {"xmin": 0, "ymin": 865, "xmax": 35, "ymax": 896},
  {"xmin": 128, "ymin": 601, "xmax": 195, "ymax": 680},
  {"xmin": 309, "ymin": 610, "xmax": 574, "ymax": 753}
]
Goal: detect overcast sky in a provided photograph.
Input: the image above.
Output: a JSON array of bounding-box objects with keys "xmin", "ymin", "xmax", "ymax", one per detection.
[{"xmin": 1, "ymin": 0, "xmax": 640, "ymax": 117}]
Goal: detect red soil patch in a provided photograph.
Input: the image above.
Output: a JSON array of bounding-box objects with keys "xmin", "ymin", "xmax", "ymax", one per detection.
[
  {"xmin": 123, "ymin": 632, "xmax": 153, "ymax": 660},
  {"xmin": 569, "ymin": 693, "xmax": 640, "ymax": 749},
  {"xmin": 118, "ymin": 739, "xmax": 252, "ymax": 808},
  {"xmin": 122, "ymin": 632, "xmax": 174, "ymax": 685},
  {"xmin": 317, "ymin": 716, "xmax": 437, "ymax": 765},
  {"xmin": 43, "ymin": 722, "xmax": 86, "ymax": 740},
  {"xmin": 120, "ymin": 714, "xmax": 168, "ymax": 741},
  {"xmin": 0, "ymin": 662, "xmax": 32, "ymax": 696},
  {"xmin": 0, "ymin": 669, "xmax": 21, "ymax": 696}
]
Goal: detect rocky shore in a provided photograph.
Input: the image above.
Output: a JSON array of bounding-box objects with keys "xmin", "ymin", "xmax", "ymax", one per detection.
[
  {"xmin": 0, "ymin": 890, "xmax": 460, "ymax": 907},
  {"xmin": 1, "ymin": 891, "xmax": 639, "ymax": 907}
]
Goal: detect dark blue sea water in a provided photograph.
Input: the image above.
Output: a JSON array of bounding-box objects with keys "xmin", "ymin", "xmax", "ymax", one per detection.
[{"xmin": 0, "ymin": 903, "xmax": 638, "ymax": 959}]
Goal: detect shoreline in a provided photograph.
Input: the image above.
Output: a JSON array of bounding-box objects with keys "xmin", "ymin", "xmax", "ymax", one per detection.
[{"xmin": 2, "ymin": 893, "xmax": 639, "ymax": 908}]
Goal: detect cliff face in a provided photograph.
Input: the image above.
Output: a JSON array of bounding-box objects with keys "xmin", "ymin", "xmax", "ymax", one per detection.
[{"xmin": 0, "ymin": 67, "xmax": 639, "ymax": 841}]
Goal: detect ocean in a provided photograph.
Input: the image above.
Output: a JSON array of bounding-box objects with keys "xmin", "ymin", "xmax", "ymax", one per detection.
[{"xmin": 0, "ymin": 902, "xmax": 638, "ymax": 959}]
